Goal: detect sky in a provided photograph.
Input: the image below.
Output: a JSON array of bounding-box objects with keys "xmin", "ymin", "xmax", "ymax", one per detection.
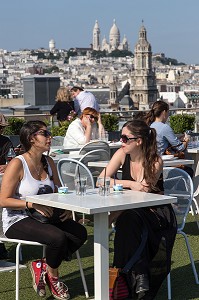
[{"xmin": 1, "ymin": 0, "xmax": 199, "ymax": 64}]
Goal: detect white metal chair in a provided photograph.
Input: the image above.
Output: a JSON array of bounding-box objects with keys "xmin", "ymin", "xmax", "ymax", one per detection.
[
  {"xmin": 79, "ymin": 140, "xmax": 111, "ymax": 157},
  {"xmin": 0, "ymin": 225, "xmax": 45, "ymax": 300},
  {"xmin": 79, "ymin": 149, "xmax": 110, "ymax": 184},
  {"xmin": 57, "ymin": 158, "xmax": 95, "ymax": 191},
  {"xmin": 57, "ymin": 158, "xmax": 95, "ymax": 298},
  {"xmin": 51, "ymin": 136, "xmax": 64, "ymax": 146},
  {"xmin": 163, "ymin": 167, "xmax": 199, "ymax": 300}
]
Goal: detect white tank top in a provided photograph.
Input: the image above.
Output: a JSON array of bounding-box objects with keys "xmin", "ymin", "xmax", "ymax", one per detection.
[{"xmin": 2, "ymin": 155, "xmax": 55, "ymax": 234}]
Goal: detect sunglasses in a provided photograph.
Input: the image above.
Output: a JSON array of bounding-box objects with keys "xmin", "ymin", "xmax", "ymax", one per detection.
[
  {"xmin": 86, "ymin": 114, "xmax": 98, "ymax": 121},
  {"xmin": 120, "ymin": 135, "xmax": 138, "ymax": 143},
  {"xmin": 34, "ymin": 130, "xmax": 52, "ymax": 137}
]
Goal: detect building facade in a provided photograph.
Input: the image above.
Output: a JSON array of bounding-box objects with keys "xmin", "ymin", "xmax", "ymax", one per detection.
[
  {"xmin": 130, "ymin": 23, "xmax": 158, "ymax": 110},
  {"xmin": 23, "ymin": 75, "xmax": 60, "ymax": 106},
  {"xmin": 92, "ymin": 20, "xmax": 129, "ymax": 52}
]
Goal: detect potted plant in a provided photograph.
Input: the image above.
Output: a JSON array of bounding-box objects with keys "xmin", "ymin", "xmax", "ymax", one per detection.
[
  {"xmin": 101, "ymin": 114, "xmax": 120, "ymax": 141},
  {"xmin": 3, "ymin": 117, "xmax": 26, "ymax": 147},
  {"xmin": 51, "ymin": 112, "xmax": 77, "ymax": 137},
  {"xmin": 169, "ymin": 114, "xmax": 195, "ymax": 134}
]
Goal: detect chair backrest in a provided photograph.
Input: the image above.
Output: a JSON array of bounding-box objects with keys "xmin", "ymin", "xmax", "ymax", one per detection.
[
  {"xmin": 57, "ymin": 158, "xmax": 95, "ymax": 190},
  {"xmin": 51, "ymin": 136, "xmax": 64, "ymax": 146},
  {"xmin": 79, "ymin": 140, "xmax": 110, "ymax": 157},
  {"xmin": 163, "ymin": 167, "xmax": 194, "ymax": 231},
  {"xmin": 79, "ymin": 149, "xmax": 110, "ymax": 184}
]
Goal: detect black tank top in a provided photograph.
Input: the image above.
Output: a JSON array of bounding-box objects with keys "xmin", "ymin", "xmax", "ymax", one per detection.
[{"xmin": 122, "ymin": 154, "xmax": 164, "ymax": 194}]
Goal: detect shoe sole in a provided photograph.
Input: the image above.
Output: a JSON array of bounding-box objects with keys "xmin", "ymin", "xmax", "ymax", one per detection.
[{"xmin": 30, "ymin": 263, "xmax": 46, "ymax": 297}]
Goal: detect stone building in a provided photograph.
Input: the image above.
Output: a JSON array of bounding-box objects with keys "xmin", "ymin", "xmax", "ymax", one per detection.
[
  {"xmin": 130, "ymin": 23, "xmax": 158, "ymax": 110},
  {"xmin": 92, "ymin": 20, "xmax": 129, "ymax": 52}
]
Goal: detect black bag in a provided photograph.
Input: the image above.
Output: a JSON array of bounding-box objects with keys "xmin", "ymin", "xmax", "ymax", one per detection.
[
  {"xmin": 109, "ymin": 223, "xmax": 148, "ymax": 299},
  {"xmin": 26, "ymin": 207, "xmax": 65, "ymax": 224}
]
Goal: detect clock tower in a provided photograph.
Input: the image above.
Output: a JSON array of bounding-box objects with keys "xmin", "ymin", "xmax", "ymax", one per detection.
[{"xmin": 130, "ymin": 22, "xmax": 158, "ymax": 109}]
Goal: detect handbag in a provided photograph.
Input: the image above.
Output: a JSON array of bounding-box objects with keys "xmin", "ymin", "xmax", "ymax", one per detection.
[
  {"xmin": 164, "ymin": 143, "xmax": 185, "ymax": 159},
  {"xmin": 26, "ymin": 207, "xmax": 65, "ymax": 224},
  {"xmin": 109, "ymin": 268, "xmax": 129, "ymax": 300},
  {"xmin": 164, "ymin": 143, "xmax": 194, "ymax": 177},
  {"xmin": 109, "ymin": 224, "xmax": 148, "ymax": 300}
]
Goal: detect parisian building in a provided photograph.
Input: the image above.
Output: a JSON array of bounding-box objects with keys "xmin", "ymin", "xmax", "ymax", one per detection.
[
  {"xmin": 130, "ymin": 23, "xmax": 158, "ymax": 110},
  {"xmin": 92, "ymin": 19, "xmax": 129, "ymax": 52}
]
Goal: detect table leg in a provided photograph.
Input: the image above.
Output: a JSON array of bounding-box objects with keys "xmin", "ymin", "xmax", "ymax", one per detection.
[
  {"xmin": 94, "ymin": 212, "xmax": 109, "ymax": 300},
  {"xmin": 191, "ymin": 153, "xmax": 199, "ymax": 197}
]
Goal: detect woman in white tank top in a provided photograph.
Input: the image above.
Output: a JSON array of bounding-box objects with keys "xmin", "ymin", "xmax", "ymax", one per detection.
[{"xmin": 0, "ymin": 120, "xmax": 87, "ymax": 300}]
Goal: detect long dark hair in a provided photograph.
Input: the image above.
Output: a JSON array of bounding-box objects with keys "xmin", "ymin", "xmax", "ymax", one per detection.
[
  {"xmin": 145, "ymin": 100, "xmax": 169, "ymax": 126},
  {"xmin": 122, "ymin": 119, "xmax": 159, "ymax": 189},
  {"xmin": 20, "ymin": 120, "xmax": 51, "ymax": 177}
]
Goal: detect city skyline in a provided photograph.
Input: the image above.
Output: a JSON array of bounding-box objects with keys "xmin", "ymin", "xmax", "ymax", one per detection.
[{"xmin": 1, "ymin": 0, "xmax": 199, "ymax": 65}]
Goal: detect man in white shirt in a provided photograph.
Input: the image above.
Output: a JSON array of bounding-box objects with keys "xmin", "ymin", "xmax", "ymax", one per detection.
[{"xmin": 71, "ymin": 86, "xmax": 100, "ymax": 116}]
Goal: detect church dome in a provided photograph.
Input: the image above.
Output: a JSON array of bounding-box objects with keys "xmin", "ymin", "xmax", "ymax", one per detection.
[{"xmin": 110, "ymin": 20, "xmax": 120, "ymax": 36}]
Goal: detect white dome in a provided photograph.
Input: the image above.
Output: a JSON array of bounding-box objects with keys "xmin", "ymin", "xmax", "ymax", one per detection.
[{"xmin": 110, "ymin": 20, "xmax": 120, "ymax": 36}]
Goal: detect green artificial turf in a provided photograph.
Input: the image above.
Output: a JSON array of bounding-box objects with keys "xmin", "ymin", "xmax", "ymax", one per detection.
[{"xmin": 0, "ymin": 215, "xmax": 199, "ymax": 300}]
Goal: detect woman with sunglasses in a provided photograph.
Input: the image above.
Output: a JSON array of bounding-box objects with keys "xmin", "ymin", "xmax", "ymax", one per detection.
[
  {"xmin": 63, "ymin": 107, "xmax": 104, "ymax": 147},
  {"xmin": 0, "ymin": 120, "xmax": 87, "ymax": 300},
  {"xmin": 98, "ymin": 119, "xmax": 177, "ymax": 299}
]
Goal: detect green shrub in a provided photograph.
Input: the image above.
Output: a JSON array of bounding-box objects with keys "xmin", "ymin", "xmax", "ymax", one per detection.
[
  {"xmin": 4, "ymin": 117, "xmax": 26, "ymax": 135},
  {"xmin": 51, "ymin": 120, "xmax": 73, "ymax": 136},
  {"xmin": 101, "ymin": 114, "xmax": 119, "ymax": 132},
  {"xmin": 169, "ymin": 114, "xmax": 195, "ymax": 133}
]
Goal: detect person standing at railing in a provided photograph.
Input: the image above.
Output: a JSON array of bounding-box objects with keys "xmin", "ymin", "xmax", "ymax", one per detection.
[
  {"xmin": 50, "ymin": 87, "xmax": 76, "ymax": 125},
  {"xmin": 71, "ymin": 86, "xmax": 100, "ymax": 116}
]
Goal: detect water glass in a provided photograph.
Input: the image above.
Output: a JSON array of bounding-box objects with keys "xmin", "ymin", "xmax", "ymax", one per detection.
[
  {"xmin": 97, "ymin": 177, "xmax": 110, "ymax": 196},
  {"xmin": 75, "ymin": 177, "xmax": 87, "ymax": 196},
  {"xmin": 101, "ymin": 131, "xmax": 109, "ymax": 142}
]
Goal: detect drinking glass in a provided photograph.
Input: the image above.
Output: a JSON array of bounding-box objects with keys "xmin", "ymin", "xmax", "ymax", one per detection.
[
  {"xmin": 6, "ymin": 147, "xmax": 16, "ymax": 163},
  {"xmin": 74, "ymin": 177, "xmax": 87, "ymax": 196},
  {"xmin": 101, "ymin": 131, "xmax": 109, "ymax": 142},
  {"xmin": 97, "ymin": 176, "xmax": 110, "ymax": 196}
]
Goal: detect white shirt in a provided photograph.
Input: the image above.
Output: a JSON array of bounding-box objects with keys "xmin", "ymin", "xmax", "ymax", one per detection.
[
  {"xmin": 63, "ymin": 118, "xmax": 99, "ymax": 148},
  {"xmin": 2, "ymin": 155, "xmax": 54, "ymax": 234},
  {"xmin": 74, "ymin": 90, "xmax": 100, "ymax": 115}
]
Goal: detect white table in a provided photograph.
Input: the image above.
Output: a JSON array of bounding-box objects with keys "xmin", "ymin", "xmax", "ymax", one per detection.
[
  {"xmin": 186, "ymin": 148, "xmax": 199, "ymax": 196},
  {"xmin": 88, "ymin": 159, "xmax": 194, "ymax": 169},
  {"xmin": 50, "ymin": 142, "xmax": 122, "ymax": 154},
  {"xmin": 50, "ymin": 153, "xmax": 82, "ymax": 163},
  {"xmin": 26, "ymin": 190, "xmax": 176, "ymax": 300}
]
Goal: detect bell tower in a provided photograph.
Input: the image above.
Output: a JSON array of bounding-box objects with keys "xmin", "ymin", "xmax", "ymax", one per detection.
[
  {"xmin": 130, "ymin": 21, "xmax": 158, "ymax": 109},
  {"xmin": 93, "ymin": 20, "xmax": 100, "ymax": 51}
]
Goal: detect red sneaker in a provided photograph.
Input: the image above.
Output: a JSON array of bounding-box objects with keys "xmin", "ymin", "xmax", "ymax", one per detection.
[
  {"xmin": 30, "ymin": 259, "xmax": 47, "ymax": 297},
  {"xmin": 45, "ymin": 271, "xmax": 70, "ymax": 300}
]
